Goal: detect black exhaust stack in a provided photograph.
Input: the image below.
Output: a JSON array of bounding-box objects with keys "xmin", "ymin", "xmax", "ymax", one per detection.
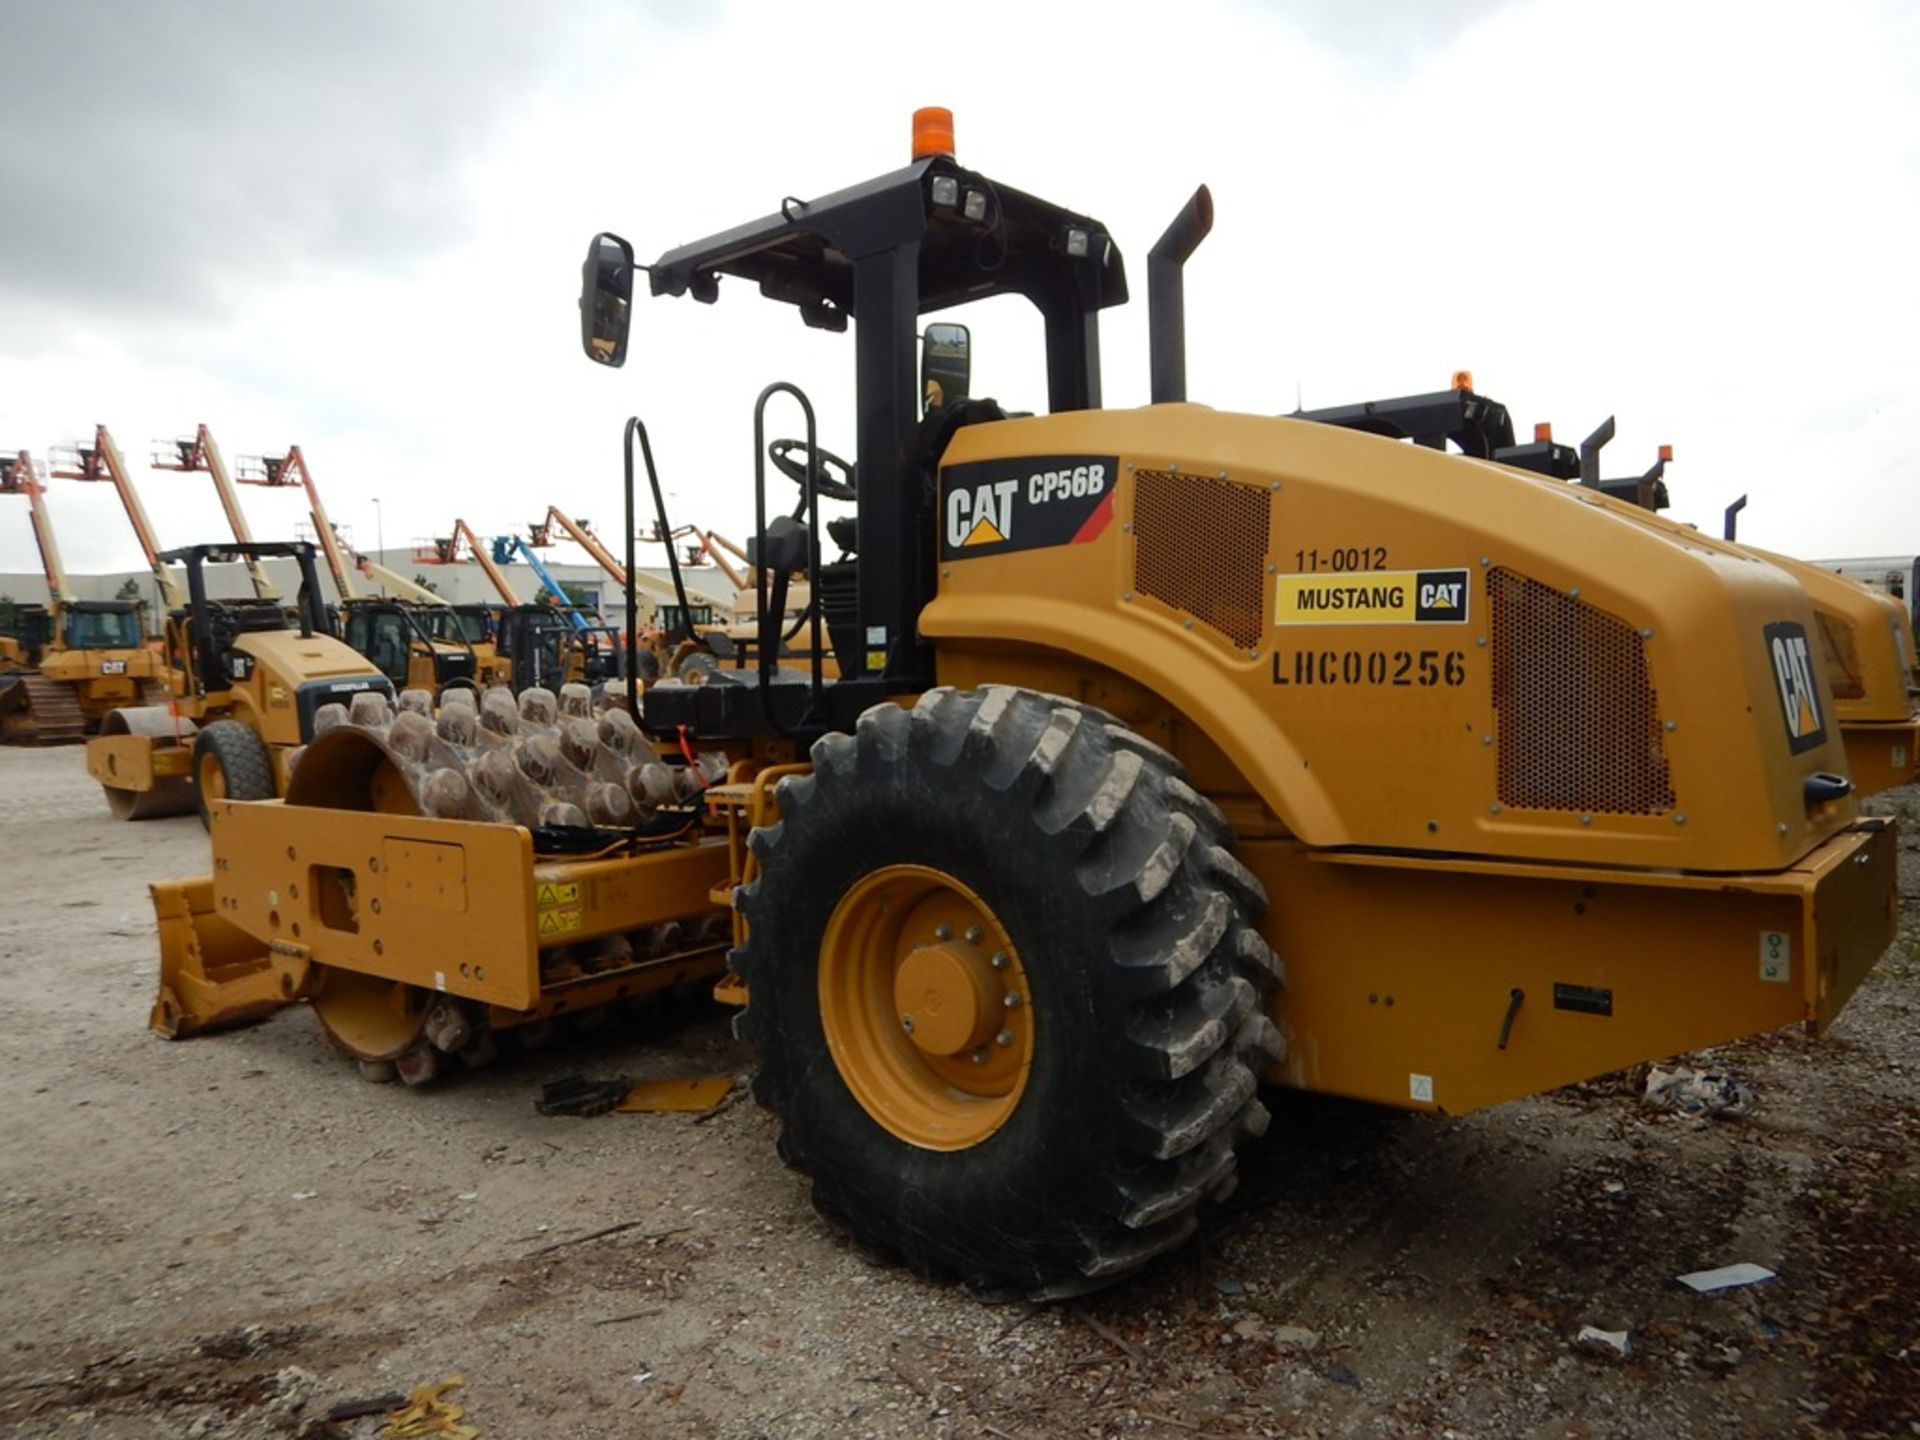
[
  {"xmin": 1578, "ymin": 415, "xmax": 1615, "ymax": 489},
  {"xmin": 1723, "ymin": 494, "xmax": 1747, "ymax": 541},
  {"xmin": 1148, "ymin": 186, "xmax": 1213, "ymax": 404}
]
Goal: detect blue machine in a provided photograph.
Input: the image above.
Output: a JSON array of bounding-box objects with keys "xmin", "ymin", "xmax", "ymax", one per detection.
[{"xmin": 490, "ymin": 535, "xmax": 591, "ymax": 633}]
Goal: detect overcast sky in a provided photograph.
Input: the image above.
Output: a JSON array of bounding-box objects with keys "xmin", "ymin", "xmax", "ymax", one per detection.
[{"xmin": 3, "ymin": 0, "xmax": 1916, "ymax": 585}]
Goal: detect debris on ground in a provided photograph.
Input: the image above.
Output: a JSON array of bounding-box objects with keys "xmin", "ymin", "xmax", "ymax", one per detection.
[
  {"xmin": 378, "ymin": 1376, "xmax": 477, "ymax": 1439},
  {"xmin": 1575, "ymin": 1325, "xmax": 1631, "ymax": 1356},
  {"xmin": 1642, "ymin": 1064, "xmax": 1756, "ymax": 1118},
  {"xmin": 616, "ymin": 1076, "xmax": 734, "ymax": 1113},
  {"xmin": 1675, "ymin": 1262, "xmax": 1776, "ymax": 1293},
  {"xmin": 324, "ymin": 1392, "xmax": 408, "ymax": 1422},
  {"xmin": 534, "ymin": 1074, "xmax": 630, "ymax": 1117}
]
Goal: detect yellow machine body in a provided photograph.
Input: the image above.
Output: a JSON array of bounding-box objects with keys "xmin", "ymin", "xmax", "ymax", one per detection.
[
  {"xmin": 1744, "ymin": 547, "xmax": 1919, "ymax": 796},
  {"xmin": 154, "ymin": 803, "xmax": 731, "ymax": 1038},
  {"xmin": 87, "ymin": 622, "xmax": 385, "ymax": 810},
  {"xmin": 917, "ymin": 406, "xmax": 1895, "ymax": 1111},
  {"xmin": 153, "ymin": 403, "xmax": 1897, "ymax": 1119},
  {"xmin": 0, "ymin": 616, "xmax": 165, "ymax": 744},
  {"xmin": 35, "ymin": 632, "xmax": 162, "ymax": 707}
]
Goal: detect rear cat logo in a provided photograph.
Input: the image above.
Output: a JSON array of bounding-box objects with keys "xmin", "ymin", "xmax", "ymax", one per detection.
[{"xmin": 1764, "ymin": 621, "xmax": 1826, "ymax": 754}]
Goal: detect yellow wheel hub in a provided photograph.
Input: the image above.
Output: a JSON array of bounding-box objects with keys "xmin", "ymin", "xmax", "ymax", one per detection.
[
  {"xmin": 199, "ymin": 753, "xmax": 227, "ymax": 802},
  {"xmin": 819, "ymin": 865, "xmax": 1034, "ymax": 1151}
]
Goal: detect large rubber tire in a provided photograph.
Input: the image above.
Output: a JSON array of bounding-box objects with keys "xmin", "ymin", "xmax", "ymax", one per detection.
[
  {"xmin": 733, "ymin": 685, "xmax": 1284, "ymax": 1297},
  {"xmin": 192, "ymin": 719, "xmax": 275, "ymax": 828}
]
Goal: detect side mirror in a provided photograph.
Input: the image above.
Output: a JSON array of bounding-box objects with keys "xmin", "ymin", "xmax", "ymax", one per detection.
[
  {"xmin": 580, "ymin": 232, "xmax": 636, "ymax": 367},
  {"xmin": 920, "ymin": 322, "xmax": 970, "ymax": 415}
]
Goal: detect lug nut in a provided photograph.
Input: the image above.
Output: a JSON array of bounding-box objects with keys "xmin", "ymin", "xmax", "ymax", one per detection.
[
  {"xmin": 995, "ymin": 1029, "xmax": 1014, "ymax": 1047},
  {"xmin": 965, "ymin": 925, "xmax": 983, "ymax": 943},
  {"xmin": 934, "ymin": 923, "xmax": 952, "ymax": 941},
  {"xmin": 1003, "ymin": 992, "xmax": 1022, "ymax": 1009},
  {"xmin": 970, "ymin": 1048, "xmax": 987, "ymax": 1065},
  {"xmin": 990, "ymin": 951, "xmax": 1008, "ymax": 969}
]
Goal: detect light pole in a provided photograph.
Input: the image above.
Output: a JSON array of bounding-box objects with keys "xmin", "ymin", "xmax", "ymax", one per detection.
[{"xmin": 372, "ymin": 497, "xmax": 385, "ymax": 596}]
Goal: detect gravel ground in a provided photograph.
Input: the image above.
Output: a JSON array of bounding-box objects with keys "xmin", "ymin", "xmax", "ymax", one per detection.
[{"xmin": 0, "ymin": 746, "xmax": 1915, "ymax": 1439}]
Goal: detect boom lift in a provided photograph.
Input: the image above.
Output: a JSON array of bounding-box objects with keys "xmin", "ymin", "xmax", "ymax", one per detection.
[
  {"xmin": 491, "ymin": 530, "xmax": 624, "ymax": 690},
  {"xmin": 48, "ymin": 425, "xmax": 185, "ymax": 612},
  {"xmin": 234, "ymin": 445, "xmax": 359, "ymax": 604},
  {"xmin": 416, "ymin": 522, "xmax": 609, "ymax": 690},
  {"xmin": 354, "ymin": 553, "xmax": 448, "ymax": 608},
  {"xmin": 151, "ymin": 426, "xmax": 278, "ymax": 600},
  {"xmin": 533, "ymin": 504, "xmax": 734, "ymax": 673},
  {"xmin": 152, "ymin": 111, "xmax": 1897, "ymax": 1299},
  {"xmin": 411, "ymin": 521, "xmax": 519, "ymax": 685},
  {"xmin": 218, "ymin": 441, "xmax": 475, "ymax": 695},
  {"xmin": 540, "ymin": 504, "xmax": 717, "ymax": 629},
  {"xmin": 503, "ymin": 523, "xmax": 596, "ymax": 629},
  {"xmin": 0, "ymin": 451, "xmax": 164, "ymax": 742},
  {"xmin": 421, "ymin": 519, "xmax": 523, "ymax": 608}
]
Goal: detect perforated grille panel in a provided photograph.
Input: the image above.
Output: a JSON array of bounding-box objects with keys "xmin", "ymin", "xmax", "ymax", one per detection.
[
  {"xmin": 1133, "ymin": 470, "xmax": 1270, "ymax": 649},
  {"xmin": 1489, "ymin": 569, "xmax": 1676, "ymax": 815},
  {"xmin": 1814, "ymin": 612, "xmax": 1866, "ymax": 700}
]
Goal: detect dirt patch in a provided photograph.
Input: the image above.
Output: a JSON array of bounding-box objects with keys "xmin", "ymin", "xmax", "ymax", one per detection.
[{"xmin": 0, "ymin": 747, "xmax": 1915, "ymax": 1438}]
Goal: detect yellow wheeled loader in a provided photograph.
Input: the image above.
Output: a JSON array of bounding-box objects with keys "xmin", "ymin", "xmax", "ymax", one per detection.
[
  {"xmin": 88, "ymin": 540, "xmax": 391, "ymax": 820},
  {"xmin": 149, "ymin": 109, "xmax": 1898, "ymax": 1299}
]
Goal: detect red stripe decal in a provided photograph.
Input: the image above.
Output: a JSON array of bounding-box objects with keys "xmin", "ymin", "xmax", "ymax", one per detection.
[{"xmin": 1071, "ymin": 490, "xmax": 1116, "ymax": 544}]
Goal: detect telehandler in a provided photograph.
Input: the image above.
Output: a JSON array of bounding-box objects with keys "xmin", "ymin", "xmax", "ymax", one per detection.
[
  {"xmin": 88, "ymin": 540, "xmax": 391, "ymax": 820},
  {"xmin": 151, "ymin": 110, "xmax": 1898, "ymax": 1298},
  {"xmin": 0, "ymin": 449, "xmax": 164, "ymax": 742}
]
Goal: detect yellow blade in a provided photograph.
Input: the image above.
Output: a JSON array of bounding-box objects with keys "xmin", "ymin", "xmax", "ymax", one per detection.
[{"xmin": 616, "ymin": 1077, "xmax": 734, "ymax": 1112}]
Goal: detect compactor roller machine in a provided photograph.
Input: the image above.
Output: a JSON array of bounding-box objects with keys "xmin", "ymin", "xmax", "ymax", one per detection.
[
  {"xmin": 153, "ymin": 110, "xmax": 1899, "ymax": 1298},
  {"xmin": 1290, "ymin": 383, "xmax": 1920, "ymax": 797},
  {"xmin": 1741, "ymin": 549, "xmax": 1919, "ymax": 796},
  {"xmin": 89, "ymin": 541, "xmax": 390, "ymax": 820}
]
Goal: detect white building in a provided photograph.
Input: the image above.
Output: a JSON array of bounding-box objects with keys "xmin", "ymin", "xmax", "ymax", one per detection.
[{"xmin": 0, "ymin": 549, "xmax": 742, "ymax": 637}]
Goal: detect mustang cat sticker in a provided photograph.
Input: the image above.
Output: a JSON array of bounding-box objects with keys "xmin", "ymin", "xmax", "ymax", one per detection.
[
  {"xmin": 1764, "ymin": 620, "xmax": 1827, "ymax": 753},
  {"xmin": 1274, "ymin": 569, "xmax": 1471, "ymax": 626},
  {"xmin": 940, "ymin": 455, "xmax": 1118, "ymax": 560}
]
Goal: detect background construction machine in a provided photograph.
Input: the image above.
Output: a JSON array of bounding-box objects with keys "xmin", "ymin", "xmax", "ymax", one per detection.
[
  {"xmin": 413, "ymin": 520, "xmax": 622, "ymax": 692},
  {"xmin": 1818, "ymin": 554, "xmax": 1919, "ymax": 629},
  {"xmin": 338, "ymin": 592, "xmax": 480, "ymax": 696},
  {"xmin": 88, "ymin": 540, "xmax": 390, "ymax": 820},
  {"xmin": 151, "ymin": 111, "xmax": 1898, "ymax": 1299},
  {"xmin": 490, "ymin": 527, "xmax": 625, "ymax": 690},
  {"xmin": 208, "ymin": 440, "xmax": 484, "ymax": 697},
  {"xmin": 0, "ymin": 449, "xmax": 164, "ymax": 742}
]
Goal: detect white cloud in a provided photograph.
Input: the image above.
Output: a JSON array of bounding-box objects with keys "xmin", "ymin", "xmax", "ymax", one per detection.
[{"xmin": 2, "ymin": 0, "xmax": 1915, "ymax": 587}]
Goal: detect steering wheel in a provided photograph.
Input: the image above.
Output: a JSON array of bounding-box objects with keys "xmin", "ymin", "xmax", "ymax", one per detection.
[{"xmin": 768, "ymin": 439, "xmax": 858, "ymax": 502}]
